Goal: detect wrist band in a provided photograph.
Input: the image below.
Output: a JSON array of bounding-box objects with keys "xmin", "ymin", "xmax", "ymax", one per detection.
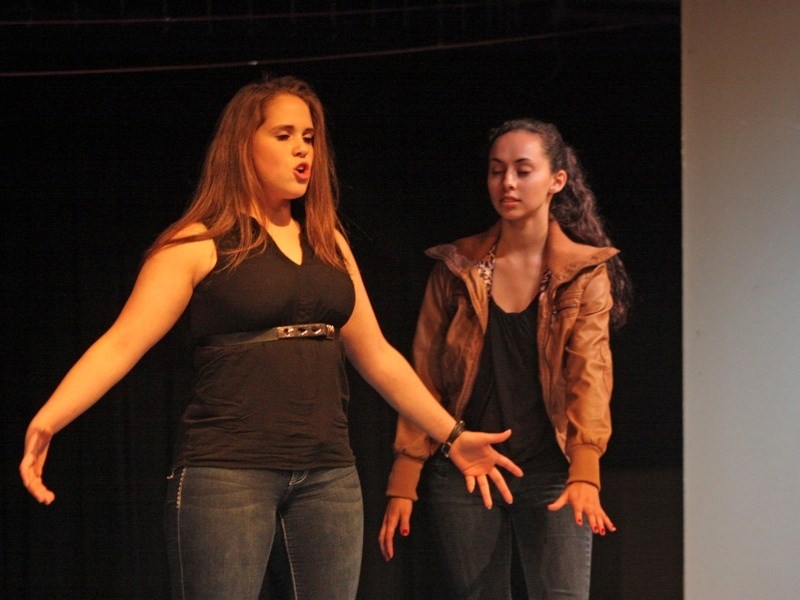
[{"xmin": 440, "ymin": 420, "xmax": 466, "ymax": 458}]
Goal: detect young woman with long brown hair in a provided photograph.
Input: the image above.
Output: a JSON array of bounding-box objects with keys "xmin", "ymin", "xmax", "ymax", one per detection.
[
  {"xmin": 19, "ymin": 75, "xmax": 522, "ymax": 600},
  {"xmin": 380, "ymin": 118, "xmax": 632, "ymax": 599}
]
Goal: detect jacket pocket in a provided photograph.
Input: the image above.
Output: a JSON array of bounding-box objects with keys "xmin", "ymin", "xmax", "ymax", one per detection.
[{"xmin": 551, "ymin": 292, "xmax": 581, "ymax": 320}]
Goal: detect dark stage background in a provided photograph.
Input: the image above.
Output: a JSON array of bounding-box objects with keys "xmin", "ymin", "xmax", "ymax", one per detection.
[{"xmin": 2, "ymin": 2, "xmax": 681, "ymax": 598}]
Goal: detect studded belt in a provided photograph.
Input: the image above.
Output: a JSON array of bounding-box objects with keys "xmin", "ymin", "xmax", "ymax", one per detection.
[{"xmin": 199, "ymin": 323, "xmax": 337, "ymax": 347}]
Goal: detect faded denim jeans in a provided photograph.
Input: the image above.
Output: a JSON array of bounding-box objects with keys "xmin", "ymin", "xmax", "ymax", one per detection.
[
  {"xmin": 420, "ymin": 455, "xmax": 592, "ymax": 600},
  {"xmin": 164, "ymin": 465, "xmax": 363, "ymax": 600}
]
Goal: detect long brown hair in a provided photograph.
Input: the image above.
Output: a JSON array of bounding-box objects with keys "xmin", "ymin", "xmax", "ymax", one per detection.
[
  {"xmin": 488, "ymin": 118, "xmax": 633, "ymax": 328},
  {"xmin": 145, "ymin": 75, "xmax": 346, "ymax": 270}
]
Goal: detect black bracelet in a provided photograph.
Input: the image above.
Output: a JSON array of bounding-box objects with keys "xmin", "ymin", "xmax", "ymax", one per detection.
[{"xmin": 440, "ymin": 420, "xmax": 466, "ymax": 458}]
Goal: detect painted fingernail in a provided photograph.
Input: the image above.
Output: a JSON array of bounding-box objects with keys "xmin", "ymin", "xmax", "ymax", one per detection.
[{"xmin": 401, "ymin": 529, "xmax": 409, "ymax": 537}]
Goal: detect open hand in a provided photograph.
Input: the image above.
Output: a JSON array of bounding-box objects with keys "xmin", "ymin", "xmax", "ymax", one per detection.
[
  {"xmin": 547, "ymin": 481, "xmax": 616, "ymax": 535},
  {"xmin": 448, "ymin": 429, "xmax": 523, "ymax": 508}
]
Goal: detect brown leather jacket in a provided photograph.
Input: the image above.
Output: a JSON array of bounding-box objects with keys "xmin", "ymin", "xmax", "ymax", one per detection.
[{"xmin": 386, "ymin": 220, "xmax": 618, "ymax": 500}]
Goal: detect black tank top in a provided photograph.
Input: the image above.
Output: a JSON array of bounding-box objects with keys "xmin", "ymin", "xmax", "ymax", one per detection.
[
  {"xmin": 463, "ymin": 296, "xmax": 566, "ymax": 472},
  {"xmin": 172, "ymin": 222, "xmax": 356, "ymax": 470}
]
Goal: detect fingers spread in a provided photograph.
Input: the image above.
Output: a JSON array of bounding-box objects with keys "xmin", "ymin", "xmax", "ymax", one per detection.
[
  {"xmin": 493, "ymin": 429, "xmax": 512, "ymax": 443},
  {"xmin": 489, "ymin": 468, "xmax": 514, "ymax": 504},
  {"xmin": 496, "ymin": 455, "xmax": 524, "ymax": 477},
  {"xmin": 604, "ymin": 513, "xmax": 617, "ymax": 533},
  {"xmin": 477, "ymin": 475, "xmax": 492, "ymax": 509},
  {"xmin": 547, "ymin": 490, "xmax": 567, "ymax": 511},
  {"xmin": 572, "ymin": 504, "xmax": 584, "ymax": 526}
]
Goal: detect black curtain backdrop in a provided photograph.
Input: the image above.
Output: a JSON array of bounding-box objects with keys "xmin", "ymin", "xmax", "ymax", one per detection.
[{"xmin": 2, "ymin": 10, "xmax": 681, "ymax": 600}]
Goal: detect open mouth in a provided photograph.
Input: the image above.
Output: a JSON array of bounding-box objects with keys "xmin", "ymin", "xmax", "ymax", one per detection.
[{"xmin": 294, "ymin": 163, "xmax": 311, "ymax": 180}]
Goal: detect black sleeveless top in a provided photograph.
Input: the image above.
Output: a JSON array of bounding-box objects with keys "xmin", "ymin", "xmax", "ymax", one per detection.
[
  {"xmin": 463, "ymin": 296, "xmax": 566, "ymax": 472},
  {"xmin": 171, "ymin": 222, "xmax": 356, "ymax": 471}
]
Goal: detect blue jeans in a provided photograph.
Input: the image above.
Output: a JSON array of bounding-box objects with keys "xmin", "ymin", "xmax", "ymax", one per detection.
[
  {"xmin": 164, "ymin": 465, "xmax": 363, "ymax": 600},
  {"xmin": 420, "ymin": 455, "xmax": 592, "ymax": 600}
]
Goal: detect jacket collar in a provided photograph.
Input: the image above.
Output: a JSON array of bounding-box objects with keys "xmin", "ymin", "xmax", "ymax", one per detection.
[{"xmin": 427, "ymin": 219, "xmax": 619, "ymax": 283}]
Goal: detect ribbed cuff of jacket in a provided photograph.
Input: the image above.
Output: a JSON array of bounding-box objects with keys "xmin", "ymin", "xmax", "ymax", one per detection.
[
  {"xmin": 566, "ymin": 444, "xmax": 603, "ymax": 490},
  {"xmin": 385, "ymin": 453, "xmax": 426, "ymax": 501}
]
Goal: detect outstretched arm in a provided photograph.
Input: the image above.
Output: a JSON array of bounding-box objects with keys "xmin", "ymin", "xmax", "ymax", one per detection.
[
  {"xmin": 20, "ymin": 226, "xmax": 216, "ymax": 504},
  {"xmin": 336, "ymin": 233, "xmax": 522, "ymax": 508}
]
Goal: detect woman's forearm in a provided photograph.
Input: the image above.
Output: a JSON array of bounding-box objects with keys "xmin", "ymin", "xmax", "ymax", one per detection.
[{"xmin": 350, "ymin": 341, "xmax": 455, "ymax": 444}]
